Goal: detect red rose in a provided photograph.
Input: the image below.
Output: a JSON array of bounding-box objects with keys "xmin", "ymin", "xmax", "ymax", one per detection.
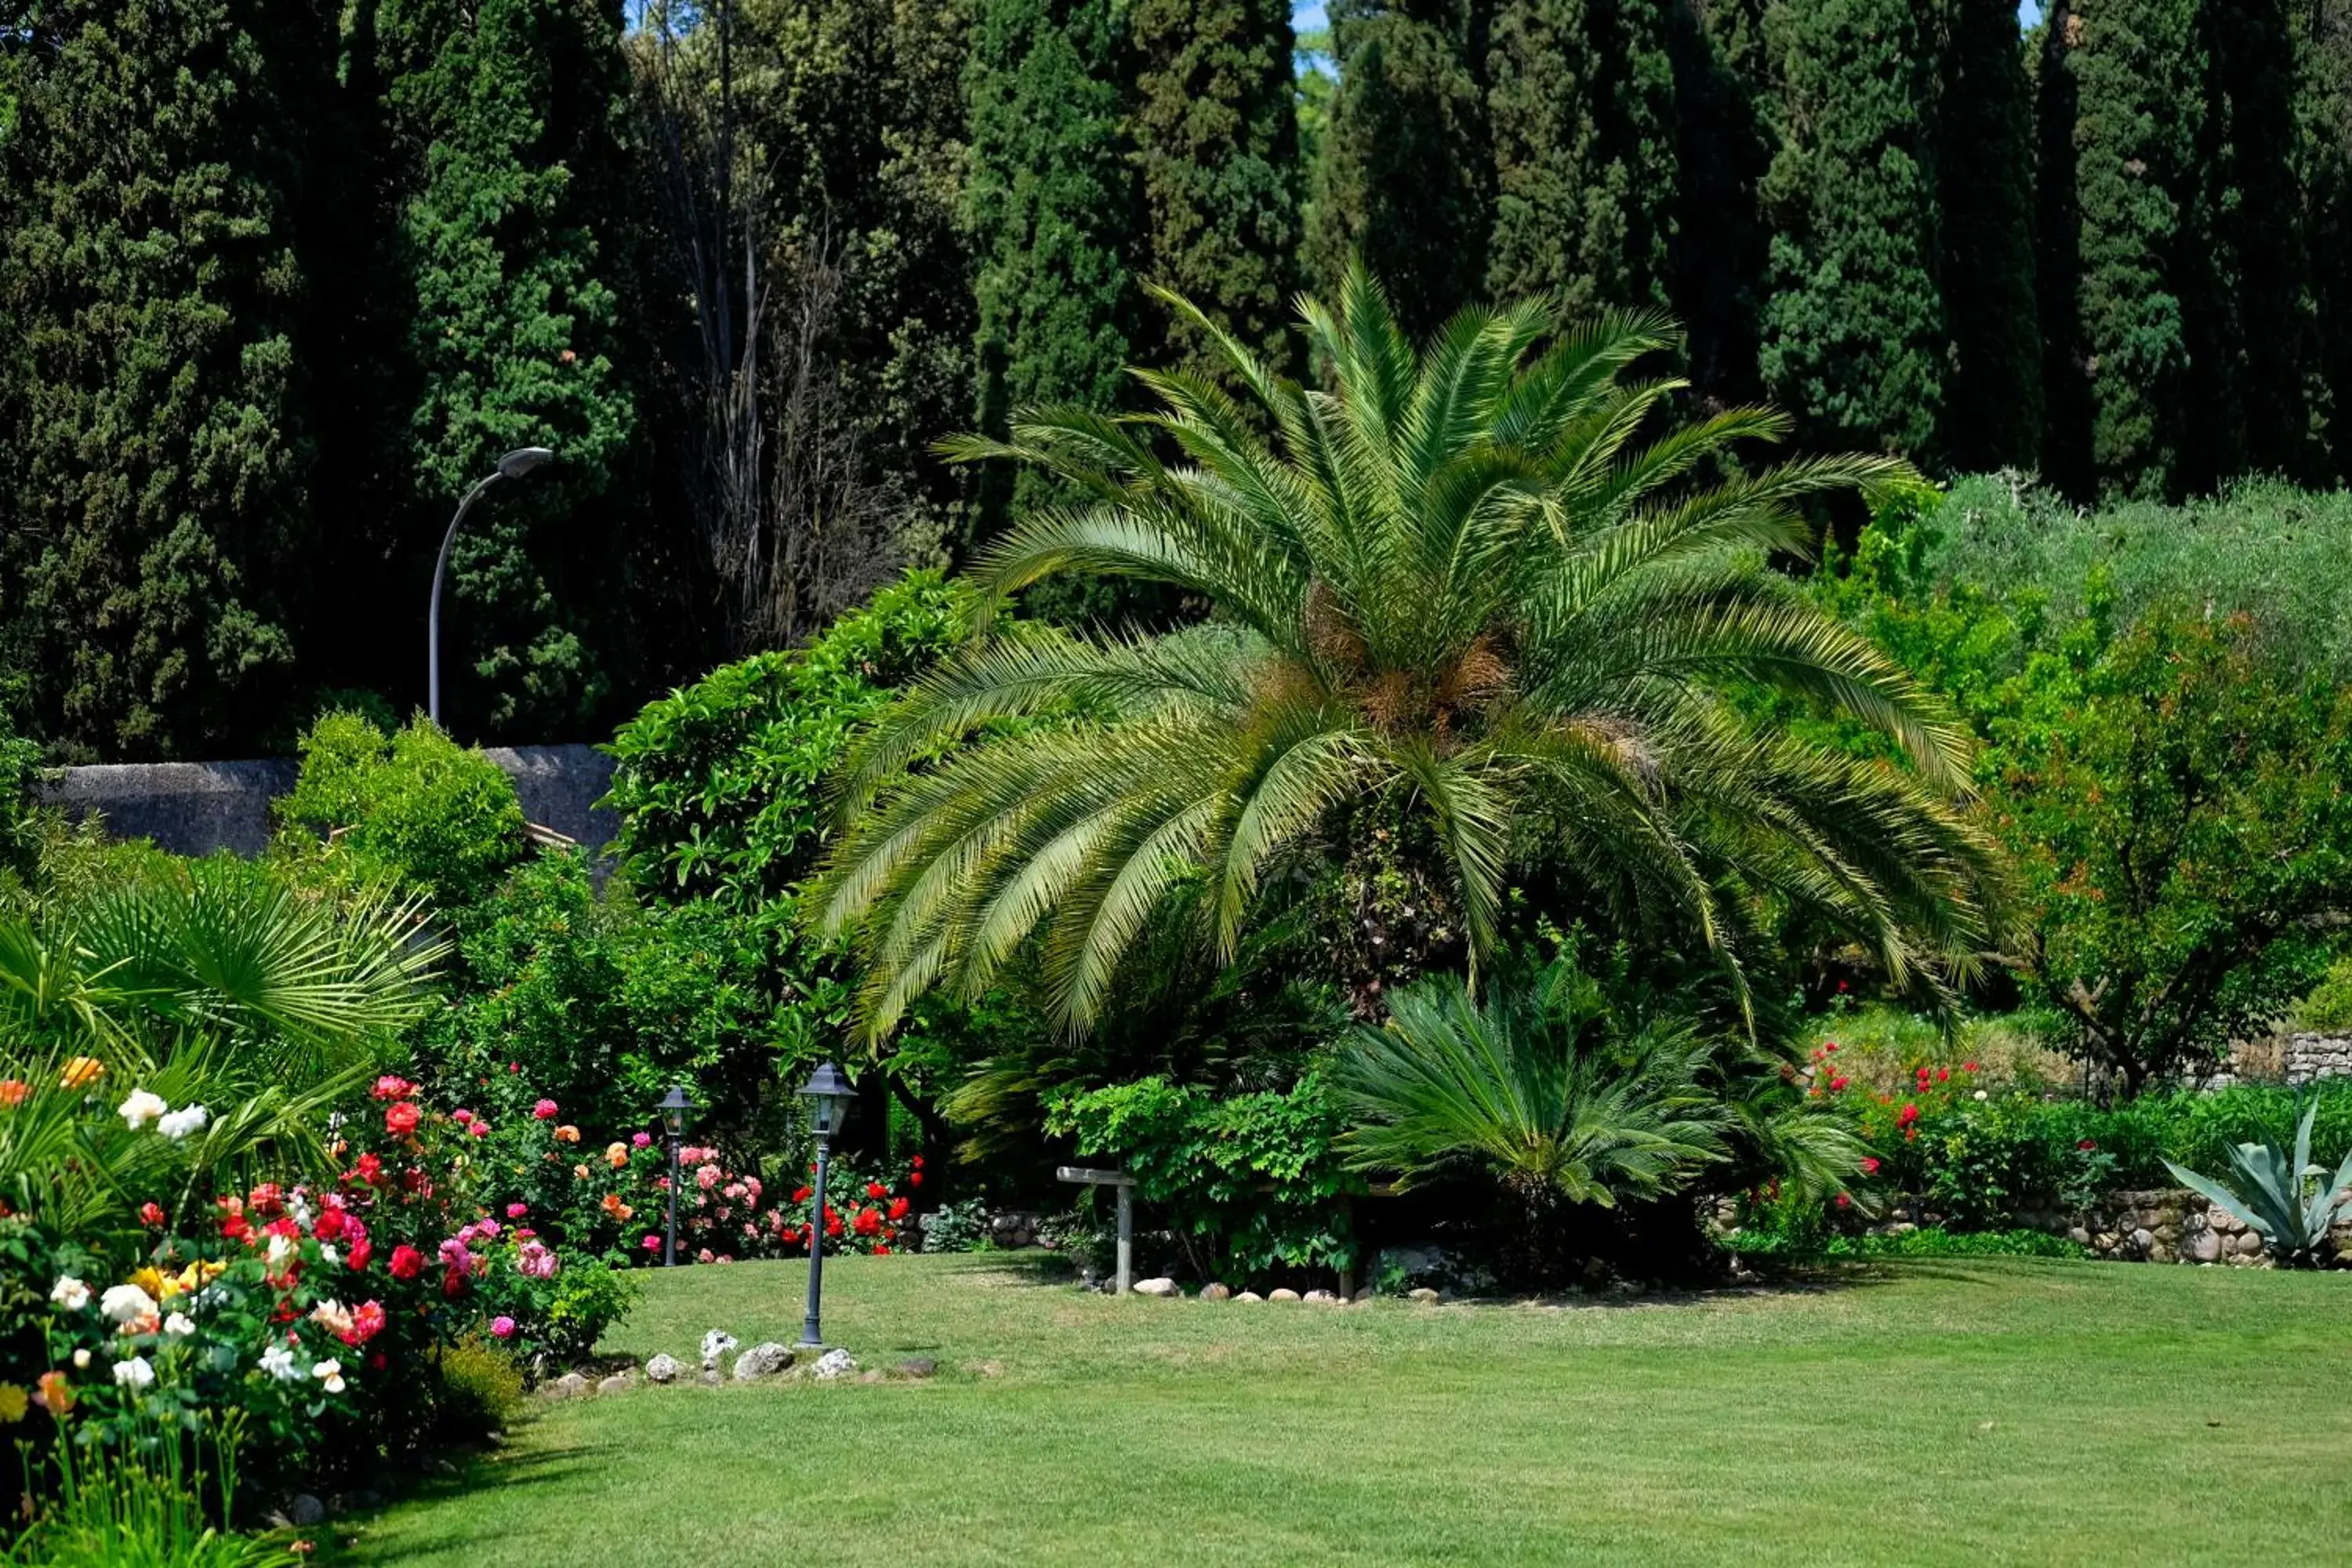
[
  {"xmin": 384, "ymin": 1102, "xmax": 420, "ymax": 1137},
  {"xmin": 389, "ymin": 1244, "xmax": 424, "ymax": 1281}
]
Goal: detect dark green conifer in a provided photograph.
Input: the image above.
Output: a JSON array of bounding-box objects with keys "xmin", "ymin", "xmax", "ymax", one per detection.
[
  {"xmin": 966, "ymin": 0, "xmax": 1136, "ymax": 547},
  {"xmin": 0, "ymin": 0, "xmax": 339, "ymax": 757},
  {"xmin": 1308, "ymin": 0, "xmax": 1493, "ymax": 338},
  {"xmin": 1935, "ymin": 0, "xmax": 2042, "ymax": 472},
  {"xmin": 364, "ymin": 0, "xmax": 645, "ymax": 736},
  {"xmin": 1131, "ymin": 0, "xmax": 1304, "ymax": 377},
  {"xmin": 1757, "ymin": 0, "xmax": 1946, "ymax": 457},
  {"xmin": 1485, "ymin": 0, "xmax": 1677, "ymax": 316}
]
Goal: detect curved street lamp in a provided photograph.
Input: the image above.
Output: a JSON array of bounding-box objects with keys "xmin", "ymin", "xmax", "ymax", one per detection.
[
  {"xmin": 796, "ymin": 1062, "xmax": 855, "ymax": 1350},
  {"xmin": 429, "ymin": 446, "xmax": 554, "ymax": 727}
]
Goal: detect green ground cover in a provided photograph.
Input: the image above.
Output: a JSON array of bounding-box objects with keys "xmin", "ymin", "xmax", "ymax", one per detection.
[{"xmin": 339, "ymin": 1254, "xmax": 2352, "ymax": 1566}]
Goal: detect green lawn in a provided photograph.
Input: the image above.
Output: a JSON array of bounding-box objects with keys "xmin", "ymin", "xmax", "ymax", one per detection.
[{"xmin": 341, "ymin": 1254, "xmax": 2352, "ymax": 1566}]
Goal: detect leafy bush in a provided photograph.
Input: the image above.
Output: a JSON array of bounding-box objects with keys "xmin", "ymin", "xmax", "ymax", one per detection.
[
  {"xmin": 416, "ymin": 852, "xmax": 777, "ymax": 1147},
  {"xmin": 1046, "ymin": 1074, "xmax": 1363, "ymax": 1282},
  {"xmin": 2294, "ymin": 956, "xmax": 2352, "ymax": 1033},
  {"xmin": 429, "ymin": 1340, "xmax": 526, "ymax": 1441},
  {"xmin": 273, "ymin": 712, "xmax": 524, "ymax": 911}
]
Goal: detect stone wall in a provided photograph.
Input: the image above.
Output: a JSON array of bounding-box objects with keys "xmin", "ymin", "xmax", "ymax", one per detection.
[
  {"xmin": 1877, "ymin": 1188, "xmax": 2352, "ymax": 1267},
  {"xmin": 38, "ymin": 744, "xmax": 618, "ymax": 856}
]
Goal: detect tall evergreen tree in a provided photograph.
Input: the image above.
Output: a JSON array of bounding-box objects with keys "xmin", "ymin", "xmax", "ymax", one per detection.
[
  {"xmin": 2304, "ymin": 0, "xmax": 2352, "ymax": 479},
  {"xmin": 1934, "ymin": 0, "xmax": 2042, "ymax": 472},
  {"xmin": 1485, "ymin": 0, "xmax": 1677, "ymax": 317},
  {"xmin": 359, "ymin": 0, "xmax": 645, "ymax": 737},
  {"xmin": 1756, "ymin": 0, "xmax": 1945, "ymax": 459},
  {"xmin": 2036, "ymin": 0, "xmax": 2203, "ymax": 499},
  {"xmin": 1130, "ymin": 0, "xmax": 1304, "ymax": 377},
  {"xmin": 2189, "ymin": 0, "xmax": 2311, "ymax": 487},
  {"xmin": 0, "ymin": 0, "xmax": 338, "ymax": 759},
  {"xmin": 1668, "ymin": 0, "xmax": 1771, "ymax": 410},
  {"xmin": 1308, "ymin": 0, "xmax": 1492, "ymax": 338},
  {"xmin": 965, "ymin": 0, "xmax": 1136, "ymax": 548}
]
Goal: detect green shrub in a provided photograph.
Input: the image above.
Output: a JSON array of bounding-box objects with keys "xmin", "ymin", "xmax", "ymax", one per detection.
[
  {"xmin": 2294, "ymin": 956, "xmax": 2352, "ymax": 1033},
  {"xmin": 1045, "ymin": 1073, "xmax": 1363, "ymax": 1281},
  {"xmin": 414, "ymin": 851, "xmax": 779, "ymax": 1146},
  {"xmin": 273, "ymin": 712, "xmax": 524, "ymax": 911},
  {"xmin": 431, "ymin": 1339, "xmax": 528, "ymax": 1441}
]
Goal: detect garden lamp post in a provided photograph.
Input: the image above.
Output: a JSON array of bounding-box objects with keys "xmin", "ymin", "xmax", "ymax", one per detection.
[
  {"xmin": 659, "ymin": 1085, "xmax": 698, "ymax": 1268},
  {"xmin": 429, "ymin": 445, "xmax": 554, "ymax": 727},
  {"xmin": 796, "ymin": 1061, "xmax": 855, "ymax": 1348}
]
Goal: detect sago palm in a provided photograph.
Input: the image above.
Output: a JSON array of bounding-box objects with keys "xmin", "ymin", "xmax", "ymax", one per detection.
[
  {"xmin": 813, "ymin": 264, "xmax": 2001, "ymax": 1038},
  {"xmin": 1335, "ymin": 958, "xmax": 1730, "ymax": 1207}
]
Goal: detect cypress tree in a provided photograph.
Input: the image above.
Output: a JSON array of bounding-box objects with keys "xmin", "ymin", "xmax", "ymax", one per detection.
[
  {"xmin": 966, "ymin": 0, "xmax": 1136, "ymax": 547},
  {"xmin": 363, "ymin": 0, "xmax": 644, "ymax": 737},
  {"xmin": 2188, "ymin": 0, "xmax": 2311, "ymax": 487},
  {"xmin": 1308, "ymin": 0, "xmax": 1493, "ymax": 339},
  {"xmin": 2305, "ymin": 0, "xmax": 2352, "ymax": 479},
  {"xmin": 1757, "ymin": 0, "xmax": 1946, "ymax": 458},
  {"xmin": 1668, "ymin": 0, "xmax": 1771, "ymax": 408},
  {"xmin": 1934, "ymin": 0, "xmax": 2042, "ymax": 473},
  {"xmin": 1130, "ymin": 0, "xmax": 1304, "ymax": 377},
  {"xmin": 1485, "ymin": 0, "xmax": 1677, "ymax": 317},
  {"xmin": 0, "ymin": 0, "xmax": 338, "ymax": 758},
  {"xmin": 2036, "ymin": 0, "xmax": 2202, "ymax": 499}
]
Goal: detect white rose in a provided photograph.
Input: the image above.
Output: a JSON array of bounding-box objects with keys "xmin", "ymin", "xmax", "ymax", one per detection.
[
  {"xmin": 311, "ymin": 1358, "xmax": 345, "ymax": 1395},
  {"xmin": 99, "ymin": 1283, "xmax": 160, "ymax": 1324},
  {"xmin": 49, "ymin": 1276, "xmax": 90, "ymax": 1312},
  {"xmin": 112, "ymin": 1356, "xmax": 155, "ymax": 1389},
  {"xmin": 259, "ymin": 1344, "xmax": 299, "ymax": 1381},
  {"xmin": 163, "ymin": 1312, "xmax": 196, "ymax": 1338},
  {"xmin": 156, "ymin": 1105, "xmax": 209, "ymax": 1141},
  {"xmin": 117, "ymin": 1089, "xmax": 168, "ymax": 1131}
]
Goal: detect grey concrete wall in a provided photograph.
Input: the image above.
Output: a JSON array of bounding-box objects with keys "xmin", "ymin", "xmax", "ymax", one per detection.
[{"xmin": 38, "ymin": 744, "xmax": 617, "ymax": 858}]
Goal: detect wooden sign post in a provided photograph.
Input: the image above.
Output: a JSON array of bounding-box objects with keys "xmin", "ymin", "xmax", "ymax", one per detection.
[{"xmin": 1055, "ymin": 1166, "xmax": 1134, "ymax": 1294}]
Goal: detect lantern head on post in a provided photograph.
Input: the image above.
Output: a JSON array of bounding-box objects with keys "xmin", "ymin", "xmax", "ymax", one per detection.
[{"xmin": 797, "ymin": 1062, "xmax": 853, "ymax": 1138}]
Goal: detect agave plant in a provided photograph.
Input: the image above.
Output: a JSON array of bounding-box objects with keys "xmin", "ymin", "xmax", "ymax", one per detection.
[
  {"xmin": 813, "ymin": 264, "xmax": 2000, "ymax": 1039},
  {"xmin": 1334, "ymin": 959, "xmax": 1731, "ymax": 1207},
  {"xmin": 2164, "ymin": 1097, "xmax": 2352, "ymax": 1268}
]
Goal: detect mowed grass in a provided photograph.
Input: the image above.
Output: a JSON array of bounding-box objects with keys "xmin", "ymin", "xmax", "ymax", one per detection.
[{"xmin": 343, "ymin": 1254, "xmax": 2352, "ymax": 1566}]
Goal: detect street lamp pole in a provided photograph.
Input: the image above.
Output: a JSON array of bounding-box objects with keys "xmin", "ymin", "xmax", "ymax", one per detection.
[
  {"xmin": 429, "ymin": 447, "xmax": 554, "ymax": 727},
  {"xmin": 659, "ymin": 1086, "xmax": 697, "ymax": 1268},
  {"xmin": 796, "ymin": 1062, "xmax": 854, "ymax": 1350}
]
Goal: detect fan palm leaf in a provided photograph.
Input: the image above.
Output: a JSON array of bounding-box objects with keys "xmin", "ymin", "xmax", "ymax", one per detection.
[{"xmin": 814, "ymin": 263, "xmax": 2002, "ymax": 1039}]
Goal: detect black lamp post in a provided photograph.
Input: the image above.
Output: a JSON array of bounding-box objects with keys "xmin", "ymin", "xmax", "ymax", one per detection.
[
  {"xmin": 429, "ymin": 445, "xmax": 553, "ymax": 727},
  {"xmin": 659, "ymin": 1085, "xmax": 698, "ymax": 1267},
  {"xmin": 796, "ymin": 1062, "xmax": 855, "ymax": 1348}
]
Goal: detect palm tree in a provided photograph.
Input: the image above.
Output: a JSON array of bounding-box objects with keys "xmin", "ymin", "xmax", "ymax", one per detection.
[{"xmin": 813, "ymin": 264, "xmax": 2002, "ymax": 1039}]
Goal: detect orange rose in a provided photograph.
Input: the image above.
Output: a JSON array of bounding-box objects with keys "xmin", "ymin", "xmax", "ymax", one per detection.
[{"xmin": 60, "ymin": 1058, "xmax": 103, "ymax": 1090}]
